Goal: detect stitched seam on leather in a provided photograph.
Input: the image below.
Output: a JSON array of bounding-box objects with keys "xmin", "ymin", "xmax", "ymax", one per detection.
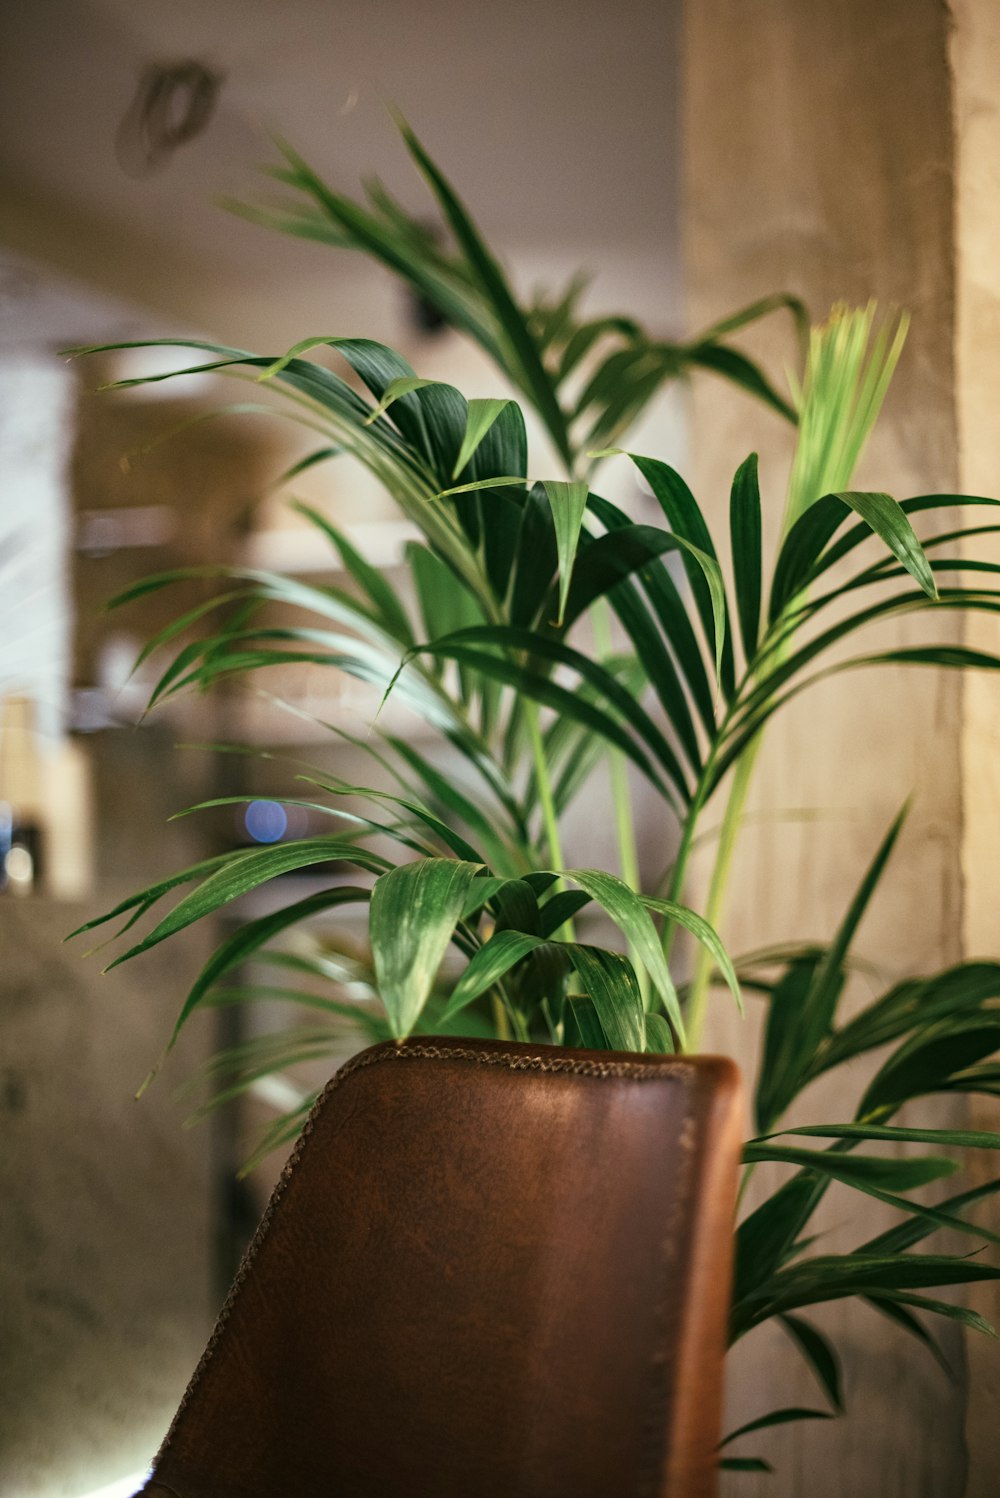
[
  {"xmin": 636, "ymin": 1077, "xmax": 697, "ymax": 1497},
  {"xmin": 151, "ymin": 1041, "xmax": 695, "ymax": 1477}
]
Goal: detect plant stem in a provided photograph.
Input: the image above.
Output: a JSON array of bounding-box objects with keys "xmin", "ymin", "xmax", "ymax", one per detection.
[
  {"xmin": 592, "ymin": 597, "xmax": 646, "ymax": 1002},
  {"xmin": 591, "ymin": 601, "xmax": 640, "ymax": 892},
  {"xmin": 609, "ymin": 753, "xmax": 639, "ymax": 889},
  {"xmin": 684, "ymin": 740, "xmax": 760, "ymax": 1050},
  {"xmin": 662, "ymin": 716, "xmax": 730, "ymax": 963},
  {"xmin": 525, "ymin": 698, "xmax": 576, "ymax": 940}
]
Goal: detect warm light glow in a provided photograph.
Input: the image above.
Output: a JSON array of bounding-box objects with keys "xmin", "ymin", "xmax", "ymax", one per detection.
[
  {"xmin": 5, "ymin": 844, "xmax": 34, "ymax": 886},
  {"xmin": 75, "ymin": 1472, "xmax": 148, "ymax": 1498}
]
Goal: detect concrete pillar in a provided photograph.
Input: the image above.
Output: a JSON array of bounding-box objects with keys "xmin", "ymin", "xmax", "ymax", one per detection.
[
  {"xmin": 950, "ymin": 4, "xmax": 1000, "ymax": 1493},
  {"xmin": 682, "ymin": 1, "xmax": 999, "ymax": 1490}
]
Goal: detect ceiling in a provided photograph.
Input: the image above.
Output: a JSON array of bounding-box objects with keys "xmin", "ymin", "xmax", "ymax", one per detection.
[{"xmin": 0, "ymin": 0, "xmax": 682, "ymax": 346}]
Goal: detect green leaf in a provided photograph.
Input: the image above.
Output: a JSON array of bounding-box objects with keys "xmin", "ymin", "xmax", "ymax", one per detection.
[
  {"xmin": 67, "ymin": 850, "xmax": 237, "ymax": 940},
  {"xmin": 510, "ymin": 482, "xmax": 559, "ymax": 628},
  {"xmin": 256, "ymin": 155, "xmax": 504, "ymax": 363},
  {"xmin": 755, "ymin": 805, "xmax": 907, "ymax": 1132},
  {"xmin": 858, "ymin": 1014, "xmax": 1000, "ymax": 1119},
  {"xmin": 173, "ymin": 789, "xmax": 439, "ymax": 860},
  {"xmin": 106, "ymin": 840, "xmax": 389, "ymax": 970},
  {"xmin": 835, "ymin": 491, "xmax": 937, "ymax": 600},
  {"xmin": 292, "ymin": 502, "xmax": 414, "ymax": 643},
  {"xmin": 734, "ymin": 1253, "xmax": 1000, "ymax": 1336},
  {"xmin": 490, "ymin": 878, "xmax": 541, "ymax": 934},
  {"xmin": 860, "ymin": 1177, "xmax": 1000, "ymax": 1256},
  {"xmin": 880, "ymin": 1292, "xmax": 998, "ymax": 1342},
  {"xmin": 537, "ymin": 890, "xmax": 592, "ymax": 938},
  {"xmin": 382, "ymin": 733, "xmax": 516, "ymax": 869},
  {"xmin": 431, "ymin": 475, "xmax": 528, "ymax": 500},
  {"xmin": 685, "ymin": 341, "xmax": 797, "ymax": 424},
  {"xmin": 733, "ymin": 1173, "xmax": 824, "ymax": 1308},
  {"xmin": 581, "ymin": 496, "xmax": 707, "ymax": 759},
  {"xmin": 182, "ymin": 1031, "xmax": 338, "ymax": 1125},
  {"xmin": 410, "ymin": 380, "xmax": 472, "ymax": 481},
  {"xmin": 564, "ymin": 994, "xmax": 611, "ymax": 1050},
  {"xmin": 779, "ymin": 1315, "xmax": 844, "ymax": 1412},
  {"xmin": 155, "ymin": 886, "xmax": 375, "ymax": 1080},
  {"xmin": 398, "ymin": 118, "xmax": 572, "ymax": 468},
  {"xmin": 863, "ymin": 1297, "xmax": 951, "ymax": 1376},
  {"xmin": 276, "ymin": 445, "xmax": 342, "ymax": 483},
  {"xmin": 641, "ymin": 894, "xmax": 742, "ymax": 1016},
  {"xmin": 803, "ymin": 493, "xmax": 1000, "ymax": 588},
  {"xmin": 755, "ymin": 954, "xmax": 825, "ymax": 1134},
  {"xmin": 565, "ymin": 869, "xmax": 686, "ymax": 1044},
  {"xmin": 409, "ymin": 625, "xmax": 682, "ymax": 802},
  {"xmin": 816, "ymin": 961, "xmax": 1000, "ymax": 1074},
  {"xmin": 766, "ymin": 1123, "xmax": 1000, "ymax": 1151},
  {"xmin": 567, "ymin": 945, "xmax": 645, "ymax": 1052},
  {"xmin": 542, "ymin": 480, "xmax": 590, "ymax": 626},
  {"xmin": 720, "ymin": 1406, "xmax": 834, "ymax": 1448},
  {"xmin": 364, "ymin": 374, "xmax": 439, "ymax": 423},
  {"xmin": 128, "ymin": 589, "xmax": 254, "ymax": 673},
  {"xmin": 453, "ymin": 398, "xmax": 513, "ymax": 478},
  {"xmin": 627, "ymin": 453, "xmax": 734, "ymax": 695},
  {"xmin": 440, "ymin": 929, "xmax": 546, "ymax": 1023},
  {"xmin": 693, "ymin": 291, "xmax": 809, "ymax": 352},
  {"xmin": 744, "ymin": 1145, "xmax": 1000, "ymax": 1249},
  {"xmin": 769, "ymin": 494, "xmax": 850, "ymax": 622},
  {"xmin": 741, "ymin": 1144, "xmax": 958, "ymax": 1193},
  {"xmin": 848, "ymin": 644, "xmax": 1000, "ymax": 677},
  {"xmin": 642, "ymin": 1013, "xmax": 675, "ymax": 1054},
  {"xmin": 459, "ymin": 876, "xmax": 512, "ymax": 919},
  {"xmin": 292, "ymin": 774, "xmax": 487, "ymax": 866},
  {"xmin": 587, "ymin": 459, "xmax": 730, "ymax": 690},
  {"xmin": 369, "ymin": 858, "xmax": 483, "ymax": 1036},
  {"xmin": 407, "ymin": 543, "xmax": 485, "ymax": 641},
  {"xmin": 770, "ymin": 490, "xmax": 937, "ymax": 622},
  {"xmin": 730, "ymin": 453, "xmax": 763, "ymax": 661}
]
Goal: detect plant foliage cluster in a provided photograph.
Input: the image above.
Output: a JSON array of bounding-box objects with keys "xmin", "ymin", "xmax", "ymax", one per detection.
[{"xmin": 71, "ymin": 123, "xmax": 1000, "ymax": 1472}]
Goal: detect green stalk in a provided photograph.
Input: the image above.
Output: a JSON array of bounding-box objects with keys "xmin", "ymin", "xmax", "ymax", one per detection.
[
  {"xmin": 684, "ymin": 743, "xmax": 759, "ymax": 1048},
  {"xmin": 609, "ymin": 754, "xmax": 639, "ymax": 889},
  {"xmin": 592, "ymin": 597, "xmax": 645, "ymax": 1002},
  {"xmin": 525, "ymin": 698, "xmax": 575, "ymax": 940},
  {"xmin": 661, "ymin": 712, "xmax": 731, "ymax": 967},
  {"xmin": 591, "ymin": 601, "xmax": 640, "ymax": 892}
]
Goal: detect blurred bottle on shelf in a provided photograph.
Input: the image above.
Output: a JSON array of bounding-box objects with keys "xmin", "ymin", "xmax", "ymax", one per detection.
[{"xmin": 0, "ymin": 696, "xmax": 42, "ymax": 896}]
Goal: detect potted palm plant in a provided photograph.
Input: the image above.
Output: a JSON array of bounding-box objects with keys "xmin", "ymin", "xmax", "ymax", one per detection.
[{"xmin": 71, "ymin": 122, "xmax": 1000, "ymax": 1477}]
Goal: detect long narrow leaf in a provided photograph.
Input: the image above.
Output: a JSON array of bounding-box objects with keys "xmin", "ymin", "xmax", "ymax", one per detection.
[
  {"xmin": 369, "ymin": 858, "xmax": 483, "ymax": 1036},
  {"xmin": 106, "ymin": 840, "xmax": 389, "ymax": 969},
  {"xmin": 542, "ymin": 480, "xmax": 590, "ymax": 626},
  {"xmin": 730, "ymin": 453, "xmax": 763, "ymax": 661}
]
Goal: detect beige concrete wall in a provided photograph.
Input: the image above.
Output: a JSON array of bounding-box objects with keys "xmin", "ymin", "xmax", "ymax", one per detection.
[
  {"xmin": 682, "ymin": 2, "xmax": 978, "ymax": 1492},
  {"xmin": 950, "ymin": 1, "xmax": 1000, "ymax": 1491},
  {"xmin": 0, "ymin": 894, "xmax": 212, "ymax": 1498}
]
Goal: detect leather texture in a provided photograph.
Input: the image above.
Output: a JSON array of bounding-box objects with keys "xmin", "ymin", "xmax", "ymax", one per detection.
[{"xmin": 141, "ymin": 1037, "xmax": 742, "ymax": 1498}]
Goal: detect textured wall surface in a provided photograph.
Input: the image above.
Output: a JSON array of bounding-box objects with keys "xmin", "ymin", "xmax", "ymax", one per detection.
[
  {"xmin": 1, "ymin": 887, "xmax": 212, "ymax": 1497},
  {"xmin": 951, "ymin": 1, "xmax": 1000, "ymax": 1491},
  {"xmin": 682, "ymin": 1, "xmax": 976, "ymax": 1492},
  {"xmin": 0, "ymin": 375, "xmax": 282, "ymax": 1495}
]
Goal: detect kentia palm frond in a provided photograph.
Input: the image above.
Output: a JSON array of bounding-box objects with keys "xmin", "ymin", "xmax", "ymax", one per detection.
[{"xmin": 224, "ymin": 119, "xmax": 805, "ymax": 469}]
